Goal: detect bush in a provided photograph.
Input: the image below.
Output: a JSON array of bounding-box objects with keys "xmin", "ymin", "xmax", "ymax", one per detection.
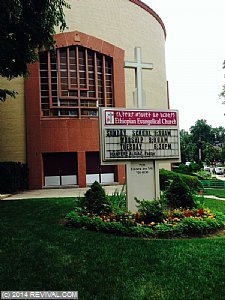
[
  {"xmin": 159, "ymin": 169, "xmax": 174, "ymax": 191},
  {"xmin": 189, "ymin": 162, "xmax": 202, "ymax": 172},
  {"xmin": 176, "ymin": 163, "xmax": 191, "ymax": 174},
  {"xmin": 176, "ymin": 215, "xmax": 225, "ymax": 236},
  {"xmin": 0, "ymin": 162, "xmax": 28, "ymax": 194},
  {"xmin": 164, "ymin": 175, "xmax": 197, "ymax": 209},
  {"xmin": 160, "ymin": 169, "xmax": 202, "ymax": 193},
  {"xmin": 195, "ymin": 170, "xmax": 212, "ymax": 180},
  {"xmin": 82, "ymin": 181, "xmax": 111, "ymax": 214},
  {"xmin": 108, "ymin": 184, "xmax": 126, "ymax": 210},
  {"xmin": 135, "ymin": 198, "xmax": 165, "ymax": 223},
  {"xmin": 180, "ymin": 173, "xmax": 203, "ymax": 193},
  {"xmin": 174, "ymin": 163, "xmax": 202, "ymax": 174},
  {"xmin": 65, "ymin": 209, "xmax": 225, "ymax": 239}
]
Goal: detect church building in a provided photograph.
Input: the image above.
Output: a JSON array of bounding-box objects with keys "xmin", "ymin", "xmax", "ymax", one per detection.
[{"xmin": 0, "ymin": 0, "xmax": 169, "ymax": 189}]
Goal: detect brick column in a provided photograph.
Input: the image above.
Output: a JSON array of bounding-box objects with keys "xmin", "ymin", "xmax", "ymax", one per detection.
[
  {"xmin": 77, "ymin": 151, "xmax": 86, "ymax": 187},
  {"xmin": 115, "ymin": 165, "xmax": 126, "ymax": 185}
]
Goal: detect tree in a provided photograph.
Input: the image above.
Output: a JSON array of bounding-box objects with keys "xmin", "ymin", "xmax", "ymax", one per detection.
[
  {"xmin": 180, "ymin": 120, "xmax": 225, "ymax": 164},
  {"xmin": 189, "ymin": 119, "xmax": 214, "ymax": 162},
  {"xmin": 190, "ymin": 119, "xmax": 213, "ymax": 144},
  {"xmin": 180, "ymin": 129, "xmax": 197, "ymax": 163},
  {"xmin": 212, "ymin": 126, "xmax": 225, "ymax": 146},
  {"xmin": 222, "ymin": 143, "xmax": 225, "ymax": 163},
  {"xmin": 220, "ymin": 60, "xmax": 225, "ymax": 100},
  {"xmin": 220, "ymin": 60, "xmax": 225, "ymax": 117},
  {"xmin": 203, "ymin": 143, "xmax": 221, "ymax": 163},
  {"xmin": 0, "ymin": 0, "xmax": 70, "ymax": 101}
]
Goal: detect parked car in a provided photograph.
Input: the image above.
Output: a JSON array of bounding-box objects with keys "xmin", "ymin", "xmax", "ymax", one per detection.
[{"xmin": 215, "ymin": 167, "xmax": 224, "ymax": 175}]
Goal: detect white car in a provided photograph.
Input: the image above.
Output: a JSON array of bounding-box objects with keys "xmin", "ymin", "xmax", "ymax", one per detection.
[{"xmin": 215, "ymin": 167, "xmax": 224, "ymax": 175}]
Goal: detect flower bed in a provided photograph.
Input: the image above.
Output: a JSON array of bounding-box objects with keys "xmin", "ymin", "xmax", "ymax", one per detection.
[{"xmin": 65, "ymin": 207, "xmax": 225, "ymax": 239}]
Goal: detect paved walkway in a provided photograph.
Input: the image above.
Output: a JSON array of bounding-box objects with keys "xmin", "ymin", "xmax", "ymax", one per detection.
[
  {"xmin": 0, "ymin": 174, "xmax": 224, "ymax": 201},
  {"xmin": 1, "ymin": 186, "xmax": 225, "ymax": 201},
  {"xmin": 0, "ymin": 185, "xmax": 124, "ymax": 200},
  {"xmin": 204, "ymin": 195, "xmax": 225, "ymax": 201}
]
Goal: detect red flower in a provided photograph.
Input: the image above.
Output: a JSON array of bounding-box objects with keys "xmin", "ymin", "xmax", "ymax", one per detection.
[
  {"xmin": 197, "ymin": 209, "xmax": 204, "ymax": 215},
  {"xmin": 135, "ymin": 213, "xmax": 139, "ymax": 220},
  {"xmin": 184, "ymin": 211, "xmax": 193, "ymax": 217}
]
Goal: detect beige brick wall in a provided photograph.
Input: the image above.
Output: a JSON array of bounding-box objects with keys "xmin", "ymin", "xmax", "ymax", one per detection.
[
  {"xmin": 64, "ymin": 0, "xmax": 167, "ymax": 108},
  {"xmin": 0, "ymin": 77, "xmax": 26, "ymax": 163}
]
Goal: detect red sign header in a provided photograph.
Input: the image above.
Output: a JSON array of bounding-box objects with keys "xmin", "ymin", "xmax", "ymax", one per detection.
[{"xmin": 105, "ymin": 109, "xmax": 178, "ymax": 127}]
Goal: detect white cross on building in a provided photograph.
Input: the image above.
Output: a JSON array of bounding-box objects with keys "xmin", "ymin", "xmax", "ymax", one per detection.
[{"xmin": 124, "ymin": 47, "xmax": 153, "ymax": 108}]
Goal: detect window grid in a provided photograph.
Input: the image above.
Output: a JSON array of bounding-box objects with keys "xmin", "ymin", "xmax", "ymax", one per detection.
[{"xmin": 39, "ymin": 46, "xmax": 114, "ymax": 118}]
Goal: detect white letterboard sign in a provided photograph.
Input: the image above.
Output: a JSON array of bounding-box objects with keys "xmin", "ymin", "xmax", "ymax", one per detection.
[{"xmin": 99, "ymin": 108, "xmax": 180, "ymax": 163}]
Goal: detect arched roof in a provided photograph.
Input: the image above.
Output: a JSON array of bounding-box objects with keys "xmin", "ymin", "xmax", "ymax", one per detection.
[{"xmin": 129, "ymin": 0, "xmax": 166, "ymax": 38}]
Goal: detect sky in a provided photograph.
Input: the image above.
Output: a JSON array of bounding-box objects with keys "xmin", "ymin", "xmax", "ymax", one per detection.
[{"xmin": 143, "ymin": 0, "xmax": 225, "ymax": 131}]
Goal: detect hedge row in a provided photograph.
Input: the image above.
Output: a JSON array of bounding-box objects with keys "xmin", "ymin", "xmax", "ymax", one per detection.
[
  {"xmin": 159, "ymin": 169, "xmax": 202, "ymax": 193},
  {"xmin": 0, "ymin": 162, "xmax": 28, "ymax": 194}
]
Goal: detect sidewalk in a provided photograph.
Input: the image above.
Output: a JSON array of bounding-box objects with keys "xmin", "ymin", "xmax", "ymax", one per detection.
[
  {"xmin": 204, "ymin": 195, "xmax": 225, "ymax": 201},
  {"xmin": 1, "ymin": 187, "xmax": 225, "ymax": 202},
  {"xmin": 215, "ymin": 174, "xmax": 225, "ymax": 181},
  {"xmin": 0, "ymin": 185, "xmax": 124, "ymax": 200},
  {"xmin": 1, "ymin": 181, "xmax": 225, "ymax": 201}
]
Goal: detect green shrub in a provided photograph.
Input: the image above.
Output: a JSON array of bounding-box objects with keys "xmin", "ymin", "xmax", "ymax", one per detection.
[
  {"xmin": 164, "ymin": 175, "xmax": 197, "ymax": 209},
  {"xmin": 180, "ymin": 173, "xmax": 203, "ymax": 193},
  {"xmin": 176, "ymin": 163, "xmax": 191, "ymax": 173},
  {"xmin": 174, "ymin": 162, "xmax": 202, "ymax": 174},
  {"xmin": 195, "ymin": 170, "xmax": 212, "ymax": 180},
  {"xmin": 159, "ymin": 169, "xmax": 174, "ymax": 191},
  {"xmin": 159, "ymin": 169, "xmax": 202, "ymax": 193},
  {"xmin": 82, "ymin": 181, "xmax": 111, "ymax": 214},
  {"xmin": 135, "ymin": 198, "xmax": 165, "ymax": 223},
  {"xmin": 0, "ymin": 162, "xmax": 28, "ymax": 194},
  {"xmin": 65, "ymin": 209, "xmax": 225, "ymax": 239},
  {"xmin": 189, "ymin": 162, "xmax": 202, "ymax": 172},
  {"xmin": 66, "ymin": 211, "xmax": 130, "ymax": 236},
  {"xmin": 108, "ymin": 184, "xmax": 126, "ymax": 210},
  {"xmin": 130, "ymin": 226, "xmax": 154, "ymax": 238},
  {"xmin": 176, "ymin": 215, "xmax": 225, "ymax": 236}
]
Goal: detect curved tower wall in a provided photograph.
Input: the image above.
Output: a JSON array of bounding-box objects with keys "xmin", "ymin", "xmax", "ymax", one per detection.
[{"xmin": 64, "ymin": 0, "xmax": 167, "ymax": 108}]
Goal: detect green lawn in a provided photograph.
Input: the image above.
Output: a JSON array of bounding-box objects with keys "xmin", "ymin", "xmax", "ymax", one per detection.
[
  {"xmin": 204, "ymin": 198, "xmax": 225, "ymax": 214},
  {"xmin": 204, "ymin": 188, "xmax": 225, "ymax": 199},
  {"xmin": 1, "ymin": 197, "xmax": 225, "ymax": 300}
]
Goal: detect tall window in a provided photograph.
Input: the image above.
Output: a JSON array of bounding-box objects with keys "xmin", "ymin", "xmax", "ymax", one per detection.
[{"xmin": 39, "ymin": 46, "xmax": 114, "ymax": 117}]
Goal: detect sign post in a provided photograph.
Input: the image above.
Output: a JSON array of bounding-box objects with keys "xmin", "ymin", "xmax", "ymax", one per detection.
[
  {"xmin": 99, "ymin": 108, "xmax": 180, "ymax": 211},
  {"xmin": 126, "ymin": 160, "xmax": 157, "ymax": 211}
]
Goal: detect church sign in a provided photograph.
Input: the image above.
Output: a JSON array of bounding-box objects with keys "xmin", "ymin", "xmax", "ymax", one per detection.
[{"xmin": 99, "ymin": 108, "xmax": 180, "ymax": 163}]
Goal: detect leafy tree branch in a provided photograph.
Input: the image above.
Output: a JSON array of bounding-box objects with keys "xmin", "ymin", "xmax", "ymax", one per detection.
[
  {"xmin": 0, "ymin": 0, "xmax": 70, "ymax": 101},
  {"xmin": 219, "ymin": 60, "xmax": 225, "ymax": 100}
]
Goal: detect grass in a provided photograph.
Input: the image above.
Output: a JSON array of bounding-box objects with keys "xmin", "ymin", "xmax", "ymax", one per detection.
[
  {"xmin": 204, "ymin": 198, "xmax": 225, "ymax": 214},
  {"xmin": 1, "ymin": 197, "xmax": 225, "ymax": 300},
  {"xmin": 204, "ymin": 188, "xmax": 225, "ymax": 199},
  {"xmin": 202, "ymin": 187, "xmax": 225, "ymax": 213}
]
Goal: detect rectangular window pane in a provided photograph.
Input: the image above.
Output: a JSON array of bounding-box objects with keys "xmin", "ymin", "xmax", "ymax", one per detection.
[{"xmin": 40, "ymin": 46, "xmax": 114, "ymax": 118}]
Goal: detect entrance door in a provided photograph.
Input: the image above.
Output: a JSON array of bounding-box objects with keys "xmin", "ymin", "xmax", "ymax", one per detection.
[
  {"xmin": 43, "ymin": 153, "xmax": 78, "ymax": 187},
  {"xmin": 86, "ymin": 152, "xmax": 115, "ymax": 185}
]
